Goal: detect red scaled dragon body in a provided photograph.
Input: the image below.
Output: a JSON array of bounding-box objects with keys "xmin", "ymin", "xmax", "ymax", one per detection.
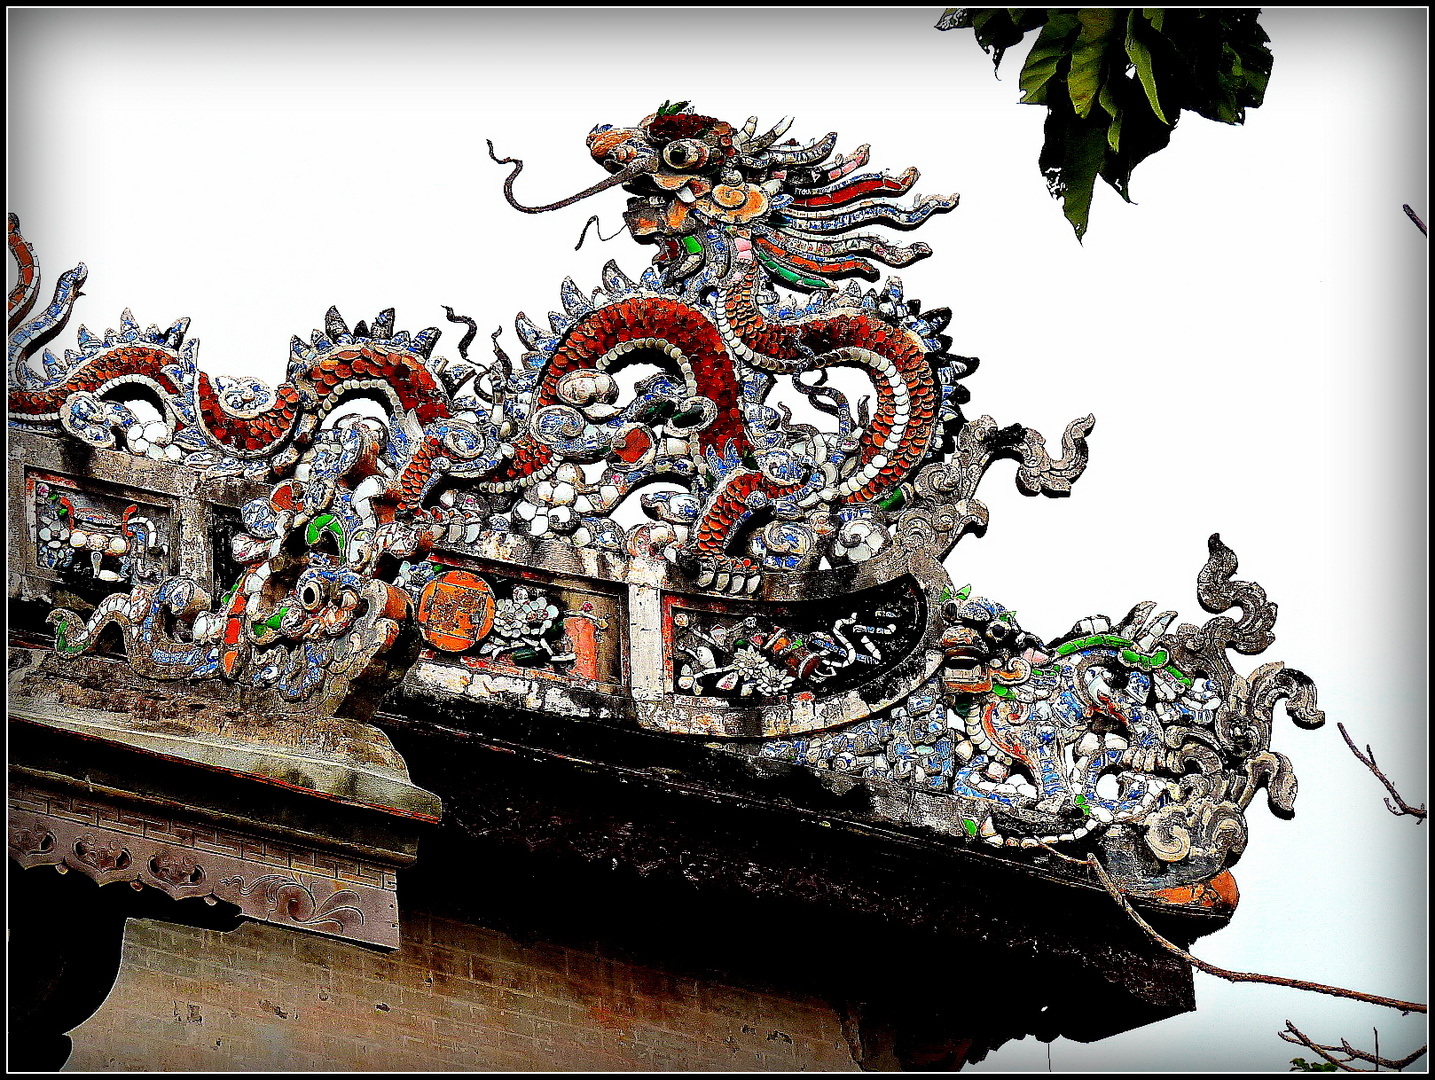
[{"xmin": 10, "ymin": 106, "xmax": 970, "ymax": 593}]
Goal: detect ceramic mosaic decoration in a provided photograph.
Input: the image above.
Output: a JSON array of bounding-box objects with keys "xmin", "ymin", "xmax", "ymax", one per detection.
[{"xmin": 7, "ymin": 105, "xmax": 1323, "ymax": 911}]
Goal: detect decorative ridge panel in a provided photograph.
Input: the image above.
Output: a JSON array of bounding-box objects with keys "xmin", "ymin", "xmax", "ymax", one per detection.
[{"xmin": 9, "ymin": 779, "xmax": 401, "ymax": 948}]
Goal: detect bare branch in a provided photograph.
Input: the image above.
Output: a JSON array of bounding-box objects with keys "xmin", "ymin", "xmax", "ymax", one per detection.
[
  {"xmin": 1280, "ymin": 1020, "xmax": 1428, "ymax": 1072},
  {"xmin": 1037, "ymin": 844, "xmax": 1428, "ymax": 1015},
  {"xmin": 1339, "ymin": 723, "xmax": 1426, "ymax": 822},
  {"xmin": 1281, "ymin": 1019, "xmax": 1365, "ymax": 1071},
  {"xmin": 1403, "ymin": 204, "xmax": 1428, "ymax": 236}
]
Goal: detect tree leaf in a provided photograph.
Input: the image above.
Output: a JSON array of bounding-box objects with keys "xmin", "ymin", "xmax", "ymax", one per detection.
[
  {"xmin": 1068, "ymin": 9, "xmax": 1119, "ymax": 119},
  {"xmin": 1227, "ymin": 21, "xmax": 1273, "ymax": 107},
  {"xmin": 1167, "ymin": 10, "xmax": 1271, "ymax": 125},
  {"xmin": 1097, "ymin": 76, "xmax": 1120, "ymax": 118},
  {"xmin": 935, "ymin": 7, "xmax": 967, "ymax": 31},
  {"xmin": 1019, "ymin": 13, "xmax": 1080, "ymax": 104},
  {"xmin": 1097, "ymin": 80, "xmax": 1122, "ymax": 150},
  {"xmin": 1039, "ymin": 93, "xmax": 1110, "ymax": 241},
  {"xmin": 1125, "ymin": 10, "xmax": 1170, "ymax": 124},
  {"xmin": 1098, "ymin": 71, "xmax": 1175, "ymax": 201},
  {"xmin": 970, "ymin": 8, "xmax": 1003, "ymax": 35},
  {"xmin": 937, "ymin": 7, "xmax": 1273, "ymax": 239},
  {"xmin": 974, "ymin": 9, "xmax": 1034, "ymax": 70},
  {"xmin": 938, "ymin": 7, "xmax": 1048, "ymax": 71}
]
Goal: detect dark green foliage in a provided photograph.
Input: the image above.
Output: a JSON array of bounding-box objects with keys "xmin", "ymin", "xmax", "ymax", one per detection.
[
  {"xmin": 936, "ymin": 9, "xmax": 1273, "ymax": 239},
  {"xmin": 1289, "ymin": 1058, "xmax": 1341, "ymax": 1072}
]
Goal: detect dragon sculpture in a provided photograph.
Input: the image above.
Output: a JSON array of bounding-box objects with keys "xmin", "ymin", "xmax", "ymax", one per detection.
[{"xmin": 8, "ymin": 104, "xmax": 1322, "ymax": 902}]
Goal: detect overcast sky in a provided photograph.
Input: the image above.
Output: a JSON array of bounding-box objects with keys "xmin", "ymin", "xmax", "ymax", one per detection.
[{"xmin": 9, "ymin": 8, "xmax": 1427, "ymax": 1071}]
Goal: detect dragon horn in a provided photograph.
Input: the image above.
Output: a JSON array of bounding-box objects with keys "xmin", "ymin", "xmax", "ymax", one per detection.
[
  {"xmin": 746, "ymin": 117, "xmax": 794, "ymax": 152},
  {"xmin": 487, "ymin": 141, "xmax": 657, "ymax": 214},
  {"xmin": 764, "ymin": 131, "xmax": 840, "ymax": 166}
]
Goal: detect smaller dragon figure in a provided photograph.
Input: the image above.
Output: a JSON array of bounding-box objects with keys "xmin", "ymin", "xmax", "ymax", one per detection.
[{"xmin": 752, "ymin": 534, "xmax": 1324, "ymax": 899}]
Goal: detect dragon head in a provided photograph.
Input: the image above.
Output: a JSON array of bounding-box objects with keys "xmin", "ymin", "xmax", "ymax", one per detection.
[
  {"xmin": 586, "ymin": 103, "xmax": 765, "ymax": 241},
  {"xmin": 495, "ymin": 103, "xmax": 961, "ymax": 291}
]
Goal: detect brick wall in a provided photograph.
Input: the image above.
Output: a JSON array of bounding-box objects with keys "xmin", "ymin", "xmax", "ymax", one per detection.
[{"xmin": 64, "ymin": 910, "xmax": 861, "ymax": 1071}]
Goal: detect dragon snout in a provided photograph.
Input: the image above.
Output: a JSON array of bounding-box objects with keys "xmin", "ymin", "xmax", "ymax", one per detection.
[
  {"xmin": 940, "ymin": 625, "xmax": 987, "ymax": 664},
  {"xmin": 588, "ymin": 126, "xmax": 650, "ymax": 171}
]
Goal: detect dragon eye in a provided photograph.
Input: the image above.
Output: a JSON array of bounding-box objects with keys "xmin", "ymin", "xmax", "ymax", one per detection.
[
  {"xmin": 295, "ymin": 569, "xmax": 334, "ymax": 611},
  {"xmin": 663, "ymin": 140, "xmax": 707, "ymax": 170}
]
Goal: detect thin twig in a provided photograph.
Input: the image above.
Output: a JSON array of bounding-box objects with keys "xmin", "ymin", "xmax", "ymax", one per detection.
[
  {"xmin": 1280, "ymin": 1019, "xmax": 1427, "ymax": 1072},
  {"xmin": 1402, "ymin": 205, "xmax": 1427, "ymax": 236},
  {"xmin": 1037, "ymin": 844, "xmax": 1427, "ymax": 1015},
  {"xmin": 1282, "ymin": 1018, "xmax": 1365, "ymax": 1072},
  {"xmin": 1338, "ymin": 723, "xmax": 1426, "ymax": 822}
]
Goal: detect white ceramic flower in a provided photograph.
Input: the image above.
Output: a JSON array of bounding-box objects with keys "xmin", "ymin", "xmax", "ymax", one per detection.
[
  {"xmin": 731, "ymin": 646, "xmax": 794, "ymax": 696},
  {"xmin": 492, "ymin": 586, "xmax": 560, "ymax": 640}
]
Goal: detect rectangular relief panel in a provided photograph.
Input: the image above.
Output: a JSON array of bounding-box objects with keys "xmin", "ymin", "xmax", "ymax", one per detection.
[
  {"xmin": 648, "ymin": 575, "xmax": 939, "ymax": 738},
  {"xmin": 23, "ymin": 468, "xmax": 176, "ymax": 596},
  {"xmin": 666, "ymin": 576, "xmax": 927, "ymax": 702},
  {"xmin": 406, "ymin": 554, "xmax": 630, "ymax": 724}
]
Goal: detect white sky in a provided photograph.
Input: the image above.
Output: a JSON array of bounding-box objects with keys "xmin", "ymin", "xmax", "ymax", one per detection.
[{"xmin": 8, "ymin": 8, "xmax": 1427, "ymax": 1071}]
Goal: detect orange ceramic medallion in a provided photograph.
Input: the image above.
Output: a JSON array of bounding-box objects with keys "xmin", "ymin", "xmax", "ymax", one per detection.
[{"xmin": 416, "ymin": 571, "xmax": 496, "ymax": 653}]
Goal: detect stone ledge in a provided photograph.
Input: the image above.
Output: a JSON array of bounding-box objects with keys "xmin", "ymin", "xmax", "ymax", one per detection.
[{"xmin": 9, "ymin": 648, "xmax": 441, "ymax": 824}]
